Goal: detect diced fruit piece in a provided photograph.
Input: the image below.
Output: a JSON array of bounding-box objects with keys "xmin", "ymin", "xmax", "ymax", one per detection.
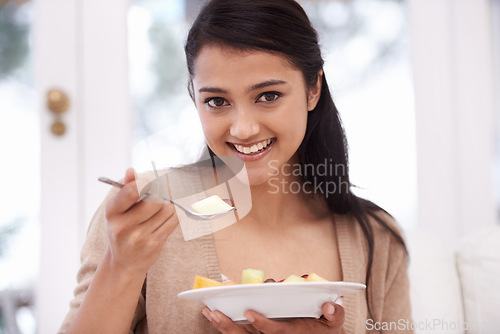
[
  {"xmin": 305, "ymin": 273, "xmax": 329, "ymax": 282},
  {"xmin": 192, "ymin": 269, "xmax": 330, "ymax": 290},
  {"xmin": 241, "ymin": 268, "xmax": 264, "ymax": 284},
  {"xmin": 246, "ymin": 279, "xmax": 261, "ymax": 284},
  {"xmin": 283, "ymin": 274, "xmax": 307, "ymax": 283},
  {"xmin": 193, "ymin": 275, "xmax": 224, "ymax": 289},
  {"xmin": 191, "ymin": 195, "xmax": 234, "ymax": 215}
]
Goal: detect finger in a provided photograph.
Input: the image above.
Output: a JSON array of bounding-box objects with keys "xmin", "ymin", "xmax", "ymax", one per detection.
[
  {"xmin": 322, "ymin": 302, "xmax": 336, "ymax": 322},
  {"xmin": 243, "ymin": 310, "xmax": 296, "ymax": 333},
  {"xmin": 135, "ymin": 176, "xmax": 158, "ymax": 201},
  {"xmin": 131, "ymin": 202, "xmax": 174, "ymax": 236},
  {"xmin": 124, "ymin": 200, "xmax": 165, "ymax": 225},
  {"xmin": 106, "ymin": 180, "xmax": 142, "ymax": 215},
  {"xmin": 207, "ymin": 310, "xmax": 248, "ymax": 334},
  {"xmin": 106, "ymin": 168, "xmax": 140, "ymax": 215},
  {"xmin": 150, "ymin": 215, "xmax": 179, "ymax": 246},
  {"xmin": 118, "ymin": 169, "xmax": 151, "ymax": 210},
  {"xmin": 239, "ymin": 323, "xmax": 261, "ymax": 334},
  {"xmin": 202, "ymin": 308, "xmax": 213, "ymax": 322},
  {"xmin": 124, "ymin": 168, "xmax": 136, "ymax": 184},
  {"xmin": 149, "ymin": 204, "xmax": 178, "ymax": 235},
  {"xmin": 320, "ymin": 302, "xmax": 345, "ymax": 328},
  {"xmin": 246, "ymin": 311, "xmax": 334, "ymax": 334},
  {"xmin": 146, "ymin": 203, "xmax": 175, "ymax": 229}
]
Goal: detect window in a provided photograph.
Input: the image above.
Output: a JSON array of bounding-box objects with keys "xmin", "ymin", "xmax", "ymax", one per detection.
[
  {"xmin": 302, "ymin": 0, "xmax": 416, "ymax": 228},
  {"xmin": 128, "ymin": 0, "xmax": 205, "ymax": 171},
  {"xmin": 0, "ymin": 1, "xmax": 37, "ymax": 333}
]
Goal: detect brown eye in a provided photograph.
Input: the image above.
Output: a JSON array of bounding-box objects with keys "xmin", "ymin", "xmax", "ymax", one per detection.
[
  {"xmin": 264, "ymin": 94, "xmax": 276, "ymax": 101},
  {"xmin": 206, "ymin": 97, "xmax": 228, "ymax": 108},
  {"xmin": 257, "ymin": 92, "xmax": 281, "ymax": 103}
]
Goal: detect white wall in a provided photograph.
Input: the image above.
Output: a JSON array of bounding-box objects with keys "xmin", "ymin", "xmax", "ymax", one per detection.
[
  {"xmin": 492, "ymin": 0, "xmax": 500, "ymax": 216},
  {"xmin": 408, "ymin": 0, "xmax": 497, "ymax": 242}
]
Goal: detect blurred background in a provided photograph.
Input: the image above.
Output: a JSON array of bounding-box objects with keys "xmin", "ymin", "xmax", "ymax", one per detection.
[{"xmin": 0, "ymin": 0, "xmax": 498, "ymax": 332}]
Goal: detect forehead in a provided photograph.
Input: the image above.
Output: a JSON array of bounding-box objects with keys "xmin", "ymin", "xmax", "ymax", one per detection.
[{"xmin": 192, "ymin": 45, "xmax": 304, "ymax": 87}]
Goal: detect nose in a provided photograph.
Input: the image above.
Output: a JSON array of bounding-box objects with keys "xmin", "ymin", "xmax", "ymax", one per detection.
[{"xmin": 229, "ymin": 108, "xmax": 260, "ymax": 140}]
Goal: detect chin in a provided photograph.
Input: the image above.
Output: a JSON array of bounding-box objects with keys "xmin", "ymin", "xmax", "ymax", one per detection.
[{"xmin": 244, "ymin": 169, "xmax": 275, "ymax": 187}]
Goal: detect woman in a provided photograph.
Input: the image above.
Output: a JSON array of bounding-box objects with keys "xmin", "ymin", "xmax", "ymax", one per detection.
[{"xmin": 60, "ymin": 0, "xmax": 412, "ymax": 333}]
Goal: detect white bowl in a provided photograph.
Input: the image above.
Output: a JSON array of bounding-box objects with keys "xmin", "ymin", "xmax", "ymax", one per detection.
[{"xmin": 178, "ymin": 281, "xmax": 365, "ymax": 322}]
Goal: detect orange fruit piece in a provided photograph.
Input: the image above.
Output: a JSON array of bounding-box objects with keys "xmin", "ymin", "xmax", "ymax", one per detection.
[
  {"xmin": 192, "ymin": 275, "xmax": 224, "ymax": 289},
  {"xmin": 306, "ymin": 273, "xmax": 329, "ymax": 282}
]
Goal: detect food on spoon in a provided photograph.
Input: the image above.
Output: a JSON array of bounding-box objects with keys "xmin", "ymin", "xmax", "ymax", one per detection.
[
  {"xmin": 241, "ymin": 268, "xmax": 265, "ymax": 284},
  {"xmin": 191, "ymin": 195, "xmax": 234, "ymax": 215}
]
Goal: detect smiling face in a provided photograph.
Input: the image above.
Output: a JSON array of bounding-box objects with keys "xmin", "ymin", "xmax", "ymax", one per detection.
[{"xmin": 192, "ymin": 45, "xmax": 321, "ymax": 186}]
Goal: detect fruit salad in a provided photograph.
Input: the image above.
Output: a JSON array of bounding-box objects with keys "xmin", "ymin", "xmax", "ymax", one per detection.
[{"xmin": 192, "ymin": 269, "xmax": 329, "ymax": 289}]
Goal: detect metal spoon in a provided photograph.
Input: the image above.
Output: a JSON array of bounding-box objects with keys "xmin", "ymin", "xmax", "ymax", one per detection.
[{"xmin": 98, "ymin": 177, "xmax": 236, "ymax": 221}]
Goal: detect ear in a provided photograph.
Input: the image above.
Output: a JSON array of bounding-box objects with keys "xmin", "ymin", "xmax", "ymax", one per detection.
[{"xmin": 307, "ymin": 70, "xmax": 323, "ymax": 111}]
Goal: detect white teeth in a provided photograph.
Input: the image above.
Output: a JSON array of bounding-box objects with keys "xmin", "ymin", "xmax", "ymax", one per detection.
[{"xmin": 233, "ymin": 139, "xmax": 273, "ymax": 154}]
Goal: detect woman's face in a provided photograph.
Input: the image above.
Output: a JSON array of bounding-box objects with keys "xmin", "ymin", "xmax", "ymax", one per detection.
[{"xmin": 192, "ymin": 45, "xmax": 321, "ymax": 186}]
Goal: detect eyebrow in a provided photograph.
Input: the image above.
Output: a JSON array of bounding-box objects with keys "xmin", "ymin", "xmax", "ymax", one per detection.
[
  {"xmin": 248, "ymin": 79, "xmax": 287, "ymax": 92},
  {"xmin": 198, "ymin": 79, "xmax": 287, "ymax": 94}
]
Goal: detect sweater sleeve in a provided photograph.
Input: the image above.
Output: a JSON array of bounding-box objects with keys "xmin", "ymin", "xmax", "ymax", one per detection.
[
  {"xmin": 380, "ymin": 234, "xmax": 413, "ymax": 333},
  {"xmin": 366, "ymin": 213, "xmax": 414, "ymax": 334},
  {"xmin": 57, "ymin": 189, "xmax": 146, "ymax": 333}
]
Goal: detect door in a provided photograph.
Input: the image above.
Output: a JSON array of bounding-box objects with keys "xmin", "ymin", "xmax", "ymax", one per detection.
[{"xmin": 35, "ymin": 0, "xmax": 131, "ymax": 331}]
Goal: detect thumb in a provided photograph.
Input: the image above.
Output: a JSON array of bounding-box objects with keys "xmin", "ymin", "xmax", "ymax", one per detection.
[
  {"xmin": 124, "ymin": 168, "xmax": 136, "ymax": 184},
  {"xmin": 322, "ymin": 302, "xmax": 344, "ymax": 327},
  {"xmin": 322, "ymin": 302, "xmax": 336, "ymax": 322}
]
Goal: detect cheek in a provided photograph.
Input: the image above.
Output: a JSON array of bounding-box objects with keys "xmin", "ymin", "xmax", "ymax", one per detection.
[
  {"xmin": 199, "ymin": 120, "xmax": 217, "ymax": 144},
  {"xmin": 281, "ymin": 108, "xmax": 308, "ymax": 143},
  {"xmin": 197, "ymin": 113, "xmax": 228, "ymax": 151}
]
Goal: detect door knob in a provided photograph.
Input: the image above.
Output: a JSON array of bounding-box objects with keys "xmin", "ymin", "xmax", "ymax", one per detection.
[{"xmin": 46, "ymin": 89, "xmax": 69, "ymax": 136}]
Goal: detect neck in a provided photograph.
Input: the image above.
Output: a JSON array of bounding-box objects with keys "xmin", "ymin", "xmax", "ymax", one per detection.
[{"xmin": 244, "ymin": 172, "xmax": 329, "ymax": 228}]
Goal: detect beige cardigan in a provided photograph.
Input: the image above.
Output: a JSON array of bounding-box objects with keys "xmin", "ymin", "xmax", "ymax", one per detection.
[{"xmin": 59, "ymin": 189, "xmax": 413, "ymax": 333}]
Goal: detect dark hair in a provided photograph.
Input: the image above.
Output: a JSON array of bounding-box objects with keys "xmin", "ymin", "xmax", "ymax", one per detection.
[{"xmin": 185, "ymin": 0, "xmax": 407, "ymax": 316}]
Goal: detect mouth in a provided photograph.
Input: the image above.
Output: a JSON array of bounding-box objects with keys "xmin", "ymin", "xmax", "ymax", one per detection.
[{"xmin": 228, "ymin": 138, "xmax": 276, "ymax": 161}]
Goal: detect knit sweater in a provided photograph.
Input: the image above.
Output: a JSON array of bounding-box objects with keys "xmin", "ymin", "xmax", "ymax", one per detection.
[{"xmin": 59, "ymin": 189, "xmax": 413, "ymax": 333}]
